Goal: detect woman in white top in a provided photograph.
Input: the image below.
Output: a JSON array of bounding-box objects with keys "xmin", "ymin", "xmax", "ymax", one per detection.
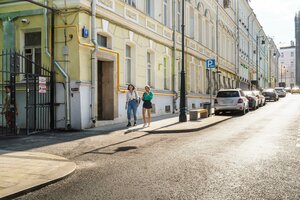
[{"xmin": 125, "ymin": 84, "xmax": 140, "ymax": 127}]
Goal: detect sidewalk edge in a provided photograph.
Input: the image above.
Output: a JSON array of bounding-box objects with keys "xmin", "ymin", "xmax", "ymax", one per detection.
[{"xmin": 147, "ymin": 117, "xmax": 232, "ymax": 134}]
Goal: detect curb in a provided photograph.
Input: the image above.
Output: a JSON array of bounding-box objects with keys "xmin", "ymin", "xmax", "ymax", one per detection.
[
  {"xmin": 147, "ymin": 117, "xmax": 232, "ymax": 134},
  {"xmin": 0, "ymin": 161, "xmax": 76, "ymax": 200}
]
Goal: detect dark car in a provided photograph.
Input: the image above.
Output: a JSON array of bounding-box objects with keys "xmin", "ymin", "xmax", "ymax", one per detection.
[
  {"xmin": 244, "ymin": 91, "xmax": 259, "ymax": 110},
  {"xmin": 262, "ymin": 89, "xmax": 279, "ymax": 102}
]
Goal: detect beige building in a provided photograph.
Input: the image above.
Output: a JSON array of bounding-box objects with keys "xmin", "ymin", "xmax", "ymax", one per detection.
[{"xmin": 0, "ymin": 0, "xmax": 279, "ymax": 130}]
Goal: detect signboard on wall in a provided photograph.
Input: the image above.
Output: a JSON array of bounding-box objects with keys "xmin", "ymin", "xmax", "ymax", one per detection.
[{"xmin": 39, "ymin": 76, "xmax": 47, "ymax": 94}]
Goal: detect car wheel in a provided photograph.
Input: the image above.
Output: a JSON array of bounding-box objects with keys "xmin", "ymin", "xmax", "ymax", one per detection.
[
  {"xmin": 215, "ymin": 111, "xmax": 220, "ymax": 115},
  {"xmin": 240, "ymin": 108, "xmax": 246, "ymax": 115}
]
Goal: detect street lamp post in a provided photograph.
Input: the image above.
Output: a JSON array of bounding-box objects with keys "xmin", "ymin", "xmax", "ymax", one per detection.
[
  {"xmin": 285, "ymin": 70, "xmax": 288, "ymax": 85},
  {"xmin": 179, "ymin": 0, "xmax": 187, "ymax": 122}
]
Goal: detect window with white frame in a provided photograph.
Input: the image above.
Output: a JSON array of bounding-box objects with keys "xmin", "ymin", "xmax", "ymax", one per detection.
[
  {"xmin": 190, "ymin": 64, "xmax": 196, "ymax": 92},
  {"xmin": 291, "ymin": 51, "xmax": 294, "ymax": 57},
  {"xmin": 164, "ymin": 57, "xmax": 168, "ymax": 90},
  {"xmin": 125, "ymin": 0, "xmax": 136, "ymax": 7},
  {"xmin": 125, "ymin": 45, "xmax": 132, "ymax": 84},
  {"xmin": 205, "ymin": 20, "xmax": 209, "ymax": 47},
  {"xmin": 198, "ymin": 14, "xmax": 202, "ymax": 43},
  {"xmin": 24, "ymin": 31, "xmax": 42, "ymax": 75},
  {"xmin": 177, "ymin": 0, "xmax": 181, "ymax": 32},
  {"xmin": 146, "ymin": 51, "xmax": 153, "ymax": 86},
  {"xmin": 146, "ymin": 0, "xmax": 154, "ymax": 17},
  {"xmin": 178, "ymin": 61, "xmax": 181, "ymax": 91},
  {"xmin": 189, "ymin": 7, "xmax": 194, "ymax": 38},
  {"xmin": 163, "ymin": 0, "xmax": 168, "ymax": 26}
]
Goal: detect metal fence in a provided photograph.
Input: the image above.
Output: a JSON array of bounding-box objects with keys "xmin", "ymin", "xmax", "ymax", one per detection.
[{"xmin": 0, "ymin": 50, "xmax": 53, "ymax": 136}]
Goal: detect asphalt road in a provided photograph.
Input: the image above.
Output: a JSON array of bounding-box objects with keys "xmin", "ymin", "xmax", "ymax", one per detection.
[{"xmin": 15, "ymin": 94, "xmax": 300, "ymax": 200}]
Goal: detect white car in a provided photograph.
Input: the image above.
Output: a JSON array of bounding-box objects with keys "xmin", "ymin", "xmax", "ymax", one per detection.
[{"xmin": 214, "ymin": 89, "xmax": 249, "ymax": 115}]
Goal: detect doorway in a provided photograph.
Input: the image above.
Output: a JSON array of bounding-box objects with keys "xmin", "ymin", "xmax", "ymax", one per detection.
[{"xmin": 98, "ymin": 61, "xmax": 114, "ymax": 120}]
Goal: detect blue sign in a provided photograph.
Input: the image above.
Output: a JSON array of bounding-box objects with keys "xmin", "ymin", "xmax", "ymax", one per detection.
[
  {"xmin": 206, "ymin": 59, "xmax": 216, "ymax": 69},
  {"xmin": 82, "ymin": 26, "xmax": 89, "ymax": 38}
]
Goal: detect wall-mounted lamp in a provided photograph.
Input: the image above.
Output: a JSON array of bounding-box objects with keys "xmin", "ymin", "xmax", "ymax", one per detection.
[{"xmin": 21, "ymin": 18, "xmax": 30, "ymax": 24}]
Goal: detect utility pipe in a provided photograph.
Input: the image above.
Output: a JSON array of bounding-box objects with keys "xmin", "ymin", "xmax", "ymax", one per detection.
[
  {"xmin": 91, "ymin": 0, "xmax": 98, "ymax": 125},
  {"xmin": 44, "ymin": 0, "xmax": 71, "ymax": 129},
  {"xmin": 172, "ymin": 0, "xmax": 177, "ymax": 114}
]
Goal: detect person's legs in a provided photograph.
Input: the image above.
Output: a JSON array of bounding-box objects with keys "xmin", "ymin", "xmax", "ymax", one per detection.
[
  {"xmin": 147, "ymin": 109, "xmax": 151, "ymax": 126},
  {"xmin": 132, "ymin": 101, "xmax": 137, "ymax": 125},
  {"xmin": 127, "ymin": 101, "xmax": 132, "ymax": 127},
  {"xmin": 142, "ymin": 108, "xmax": 146, "ymax": 126}
]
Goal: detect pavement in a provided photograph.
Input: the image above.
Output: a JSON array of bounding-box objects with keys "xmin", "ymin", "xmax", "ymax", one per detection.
[
  {"xmin": 0, "ymin": 151, "xmax": 76, "ymax": 200},
  {"xmin": 0, "ymin": 113, "xmax": 231, "ymax": 199}
]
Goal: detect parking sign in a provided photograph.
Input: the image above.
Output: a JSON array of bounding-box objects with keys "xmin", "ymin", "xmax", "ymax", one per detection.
[{"xmin": 206, "ymin": 59, "xmax": 216, "ymax": 69}]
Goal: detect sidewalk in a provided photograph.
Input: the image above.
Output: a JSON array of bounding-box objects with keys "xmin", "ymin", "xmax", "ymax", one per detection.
[
  {"xmin": 0, "ymin": 150, "xmax": 76, "ymax": 200},
  {"xmin": 92, "ymin": 114, "xmax": 232, "ymax": 135},
  {"xmin": 89, "ymin": 114, "xmax": 232, "ymax": 134}
]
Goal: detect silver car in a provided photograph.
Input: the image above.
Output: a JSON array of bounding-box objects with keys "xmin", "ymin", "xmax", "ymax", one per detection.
[{"xmin": 214, "ymin": 89, "xmax": 249, "ymax": 115}]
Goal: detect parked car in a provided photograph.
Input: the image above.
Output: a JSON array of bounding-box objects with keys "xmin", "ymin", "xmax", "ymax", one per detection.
[
  {"xmin": 214, "ymin": 89, "xmax": 249, "ymax": 115},
  {"xmin": 244, "ymin": 91, "xmax": 259, "ymax": 110},
  {"xmin": 274, "ymin": 87, "xmax": 287, "ymax": 97},
  {"xmin": 284, "ymin": 87, "xmax": 291, "ymax": 93},
  {"xmin": 291, "ymin": 86, "xmax": 300, "ymax": 94},
  {"xmin": 252, "ymin": 90, "xmax": 266, "ymax": 106},
  {"xmin": 262, "ymin": 89, "xmax": 279, "ymax": 101}
]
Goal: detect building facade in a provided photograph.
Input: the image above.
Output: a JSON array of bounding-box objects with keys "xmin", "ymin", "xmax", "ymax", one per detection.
[
  {"xmin": 279, "ymin": 43, "xmax": 296, "ymax": 88},
  {"xmin": 0, "ymin": 0, "xmax": 279, "ymax": 130},
  {"xmin": 296, "ymin": 11, "xmax": 300, "ymax": 86}
]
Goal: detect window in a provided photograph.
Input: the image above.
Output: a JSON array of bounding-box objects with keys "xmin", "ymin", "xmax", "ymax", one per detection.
[
  {"xmin": 125, "ymin": 0, "xmax": 136, "ymax": 7},
  {"xmin": 97, "ymin": 35, "xmax": 107, "ymax": 48},
  {"xmin": 198, "ymin": 14, "xmax": 202, "ymax": 43},
  {"xmin": 205, "ymin": 20, "xmax": 210, "ymax": 47},
  {"xmin": 147, "ymin": 52, "xmax": 152, "ymax": 86},
  {"xmin": 178, "ymin": 61, "xmax": 181, "ymax": 91},
  {"xmin": 189, "ymin": 8, "xmax": 194, "ymax": 38},
  {"xmin": 24, "ymin": 32, "xmax": 42, "ymax": 75},
  {"xmin": 177, "ymin": 0, "xmax": 181, "ymax": 32},
  {"xmin": 164, "ymin": 57, "xmax": 168, "ymax": 90},
  {"xmin": 281, "ymin": 52, "xmax": 284, "ymax": 57},
  {"xmin": 190, "ymin": 64, "xmax": 196, "ymax": 92},
  {"xmin": 125, "ymin": 45, "xmax": 132, "ymax": 84},
  {"xmin": 163, "ymin": 0, "xmax": 168, "ymax": 26},
  {"xmin": 146, "ymin": 0, "xmax": 154, "ymax": 17},
  {"xmin": 291, "ymin": 52, "xmax": 294, "ymax": 57}
]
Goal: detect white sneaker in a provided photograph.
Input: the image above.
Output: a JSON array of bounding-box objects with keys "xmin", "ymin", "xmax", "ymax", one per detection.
[{"xmin": 143, "ymin": 123, "xmax": 147, "ymax": 128}]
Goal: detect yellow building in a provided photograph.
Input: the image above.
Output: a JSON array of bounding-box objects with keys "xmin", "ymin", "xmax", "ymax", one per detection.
[{"xmin": 0, "ymin": 0, "xmax": 238, "ymax": 130}]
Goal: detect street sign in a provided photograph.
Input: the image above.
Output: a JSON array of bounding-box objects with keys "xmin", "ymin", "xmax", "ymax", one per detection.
[
  {"xmin": 39, "ymin": 76, "xmax": 47, "ymax": 94},
  {"xmin": 206, "ymin": 59, "xmax": 216, "ymax": 69}
]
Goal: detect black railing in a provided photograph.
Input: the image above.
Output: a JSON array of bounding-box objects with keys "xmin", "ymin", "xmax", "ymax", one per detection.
[{"xmin": 0, "ymin": 50, "xmax": 53, "ymax": 136}]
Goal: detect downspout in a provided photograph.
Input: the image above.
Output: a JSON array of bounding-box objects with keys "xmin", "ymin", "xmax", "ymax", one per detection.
[
  {"xmin": 172, "ymin": 0, "xmax": 177, "ymax": 113},
  {"xmin": 91, "ymin": 0, "xmax": 98, "ymax": 125},
  {"xmin": 44, "ymin": 0, "xmax": 71, "ymax": 129}
]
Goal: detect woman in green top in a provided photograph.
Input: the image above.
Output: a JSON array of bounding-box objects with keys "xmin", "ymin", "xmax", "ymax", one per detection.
[{"xmin": 142, "ymin": 85, "xmax": 153, "ymax": 127}]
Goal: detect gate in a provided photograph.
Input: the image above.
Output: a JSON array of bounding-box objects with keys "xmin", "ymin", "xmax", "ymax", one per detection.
[{"xmin": 0, "ymin": 50, "xmax": 53, "ymax": 136}]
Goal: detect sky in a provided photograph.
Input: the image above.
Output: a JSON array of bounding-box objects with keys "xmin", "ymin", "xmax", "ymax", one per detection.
[{"xmin": 249, "ymin": 0, "xmax": 300, "ymax": 47}]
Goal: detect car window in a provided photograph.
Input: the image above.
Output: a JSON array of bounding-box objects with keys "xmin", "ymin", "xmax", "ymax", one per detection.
[{"xmin": 217, "ymin": 91, "xmax": 240, "ymax": 98}]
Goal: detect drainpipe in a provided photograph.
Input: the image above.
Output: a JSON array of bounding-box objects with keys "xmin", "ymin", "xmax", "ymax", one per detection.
[
  {"xmin": 44, "ymin": 0, "xmax": 71, "ymax": 129},
  {"xmin": 91, "ymin": 0, "xmax": 98, "ymax": 125},
  {"xmin": 172, "ymin": 0, "xmax": 177, "ymax": 113}
]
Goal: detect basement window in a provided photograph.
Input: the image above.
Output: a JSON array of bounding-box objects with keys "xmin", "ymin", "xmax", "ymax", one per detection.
[{"xmin": 165, "ymin": 105, "xmax": 171, "ymax": 113}]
